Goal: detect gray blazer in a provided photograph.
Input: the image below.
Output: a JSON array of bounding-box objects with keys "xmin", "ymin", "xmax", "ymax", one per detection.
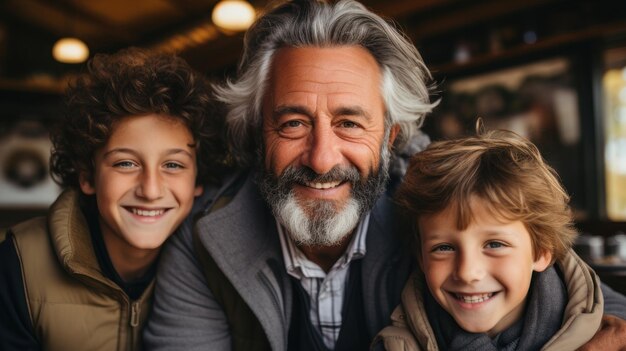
[{"xmin": 144, "ymin": 172, "xmax": 412, "ymax": 350}]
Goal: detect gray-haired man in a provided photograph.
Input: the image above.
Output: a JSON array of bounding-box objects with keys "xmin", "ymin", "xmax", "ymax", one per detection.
[{"xmin": 144, "ymin": 1, "xmax": 626, "ymax": 350}]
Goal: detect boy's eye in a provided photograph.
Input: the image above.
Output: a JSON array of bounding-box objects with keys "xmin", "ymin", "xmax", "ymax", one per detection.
[
  {"xmin": 164, "ymin": 162, "xmax": 184, "ymax": 169},
  {"xmin": 113, "ymin": 161, "xmax": 136, "ymax": 168},
  {"xmin": 433, "ymin": 244, "xmax": 454, "ymax": 252},
  {"xmin": 485, "ymin": 241, "xmax": 505, "ymax": 249}
]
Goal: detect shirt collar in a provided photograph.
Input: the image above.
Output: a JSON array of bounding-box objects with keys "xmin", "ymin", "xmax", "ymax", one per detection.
[{"xmin": 277, "ymin": 213, "xmax": 369, "ymax": 279}]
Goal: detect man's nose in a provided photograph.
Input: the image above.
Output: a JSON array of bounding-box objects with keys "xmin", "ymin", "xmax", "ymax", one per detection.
[
  {"xmin": 136, "ymin": 168, "xmax": 164, "ymax": 200},
  {"xmin": 453, "ymin": 251, "xmax": 485, "ymax": 283},
  {"xmin": 303, "ymin": 123, "xmax": 343, "ymax": 175}
]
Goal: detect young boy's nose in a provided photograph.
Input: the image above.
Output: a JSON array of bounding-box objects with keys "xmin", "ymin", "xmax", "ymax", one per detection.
[
  {"xmin": 136, "ymin": 169, "xmax": 164, "ymax": 200},
  {"xmin": 453, "ymin": 251, "xmax": 486, "ymax": 283}
]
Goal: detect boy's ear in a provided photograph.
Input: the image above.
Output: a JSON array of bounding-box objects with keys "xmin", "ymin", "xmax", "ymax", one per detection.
[
  {"xmin": 79, "ymin": 172, "xmax": 96, "ymax": 195},
  {"xmin": 194, "ymin": 184, "xmax": 203, "ymax": 197},
  {"xmin": 416, "ymin": 247, "xmax": 425, "ymax": 271},
  {"xmin": 417, "ymin": 254, "xmax": 424, "ymax": 272},
  {"xmin": 532, "ymin": 250, "xmax": 553, "ymax": 272}
]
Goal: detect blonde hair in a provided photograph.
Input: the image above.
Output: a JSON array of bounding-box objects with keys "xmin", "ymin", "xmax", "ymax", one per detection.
[{"xmin": 396, "ymin": 129, "xmax": 576, "ymax": 262}]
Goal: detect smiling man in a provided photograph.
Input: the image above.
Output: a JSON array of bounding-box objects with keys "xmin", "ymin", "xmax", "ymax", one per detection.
[
  {"xmin": 145, "ymin": 1, "xmax": 626, "ymax": 350},
  {"xmin": 258, "ymin": 46, "xmax": 396, "ymax": 262},
  {"xmin": 144, "ymin": 1, "xmax": 437, "ymax": 350}
]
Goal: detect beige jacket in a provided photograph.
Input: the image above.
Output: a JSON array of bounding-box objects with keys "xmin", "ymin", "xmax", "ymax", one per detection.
[
  {"xmin": 10, "ymin": 189, "xmax": 154, "ymax": 351},
  {"xmin": 374, "ymin": 251, "xmax": 604, "ymax": 351}
]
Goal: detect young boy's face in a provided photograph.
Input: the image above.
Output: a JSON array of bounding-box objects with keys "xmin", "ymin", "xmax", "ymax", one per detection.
[
  {"xmin": 418, "ymin": 197, "xmax": 551, "ymax": 337},
  {"xmin": 80, "ymin": 114, "xmax": 202, "ymax": 253}
]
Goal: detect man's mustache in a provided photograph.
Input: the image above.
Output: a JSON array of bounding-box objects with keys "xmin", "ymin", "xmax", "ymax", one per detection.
[{"xmin": 278, "ymin": 165, "xmax": 361, "ymax": 185}]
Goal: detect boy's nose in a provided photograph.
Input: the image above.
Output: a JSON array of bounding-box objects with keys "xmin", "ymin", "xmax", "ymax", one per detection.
[
  {"xmin": 453, "ymin": 252, "xmax": 486, "ymax": 283},
  {"xmin": 136, "ymin": 170, "xmax": 164, "ymax": 200}
]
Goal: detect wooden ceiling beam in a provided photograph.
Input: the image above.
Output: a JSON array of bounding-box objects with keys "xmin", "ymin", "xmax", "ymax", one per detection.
[
  {"xmin": 364, "ymin": 0, "xmax": 460, "ymax": 19},
  {"xmin": 405, "ymin": 0, "xmax": 564, "ymax": 39}
]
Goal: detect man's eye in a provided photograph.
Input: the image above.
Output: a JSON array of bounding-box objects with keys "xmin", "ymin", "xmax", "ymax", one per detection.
[
  {"xmin": 340, "ymin": 121, "xmax": 358, "ymax": 128},
  {"xmin": 283, "ymin": 120, "xmax": 303, "ymax": 128}
]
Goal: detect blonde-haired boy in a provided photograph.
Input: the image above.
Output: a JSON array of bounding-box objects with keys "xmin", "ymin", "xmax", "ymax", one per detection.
[{"xmin": 375, "ymin": 129, "xmax": 626, "ymax": 350}]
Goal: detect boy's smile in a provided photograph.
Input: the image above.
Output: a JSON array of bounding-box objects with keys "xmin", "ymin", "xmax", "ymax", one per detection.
[
  {"xmin": 80, "ymin": 114, "xmax": 202, "ymax": 279},
  {"xmin": 418, "ymin": 197, "xmax": 551, "ymax": 337},
  {"xmin": 124, "ymin": 206, "xmax": 171, "ymax": 222}
]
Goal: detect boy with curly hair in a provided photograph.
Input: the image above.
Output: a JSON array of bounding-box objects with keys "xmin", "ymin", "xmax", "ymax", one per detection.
[
  {"xmin": 375, "ymin": 129, "xmax": 626, "ymax": 350},
  {"xmin": 0, "ymin": 48, "xmax": 227, "ymax": 350}
]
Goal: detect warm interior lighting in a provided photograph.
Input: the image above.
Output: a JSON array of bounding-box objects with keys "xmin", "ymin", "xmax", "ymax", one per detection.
[
  {"xmin": 211, "ymin": 0, "xmax": 256, "ymax": 32},
  {"xmin": 52, "ymin": 38, "xmax": 89, "ymax": 64}
]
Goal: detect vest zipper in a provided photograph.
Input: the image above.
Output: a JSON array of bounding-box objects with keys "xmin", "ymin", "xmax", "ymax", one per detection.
[{"xmin": 130, "ymin": 301, "xmax": 140, "ymax": 327}]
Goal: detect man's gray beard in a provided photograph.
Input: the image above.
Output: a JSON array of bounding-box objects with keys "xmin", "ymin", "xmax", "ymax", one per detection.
[{"xmin": 257, "ymin": 143, "xmax": 391, "ymax": 247}]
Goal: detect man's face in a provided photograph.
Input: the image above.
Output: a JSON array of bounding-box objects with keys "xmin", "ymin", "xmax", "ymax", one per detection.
[
  {"xmin": 259, "ymin": 46, "xmax": 397, "ymax": 246},
  {"xmin": 418, "ymin": 197, "xmax": 551, "ymax": 337}
]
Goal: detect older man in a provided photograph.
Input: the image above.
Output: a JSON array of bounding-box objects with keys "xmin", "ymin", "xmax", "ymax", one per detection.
[
  {"xmin": 145, "ymin": 1, "xmax": 435, "ymax": 350},
  {"xmin": 144, "ymin": 1, "xmax": 626, "ymax": 350}
]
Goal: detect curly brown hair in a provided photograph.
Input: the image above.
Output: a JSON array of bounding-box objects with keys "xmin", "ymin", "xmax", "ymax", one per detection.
[
  {"xmin": 396, "ymin": 129, "xmax": 577, "ymax": 263},
  {"xmin": 50, "ymin": 48, "xmax": 229, "ymax": 188}
]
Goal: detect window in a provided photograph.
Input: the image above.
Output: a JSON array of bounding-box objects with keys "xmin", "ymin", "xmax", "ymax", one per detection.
[{"xmin": 603, "ymin": 46, "xmax": 626, "ymax": 221}]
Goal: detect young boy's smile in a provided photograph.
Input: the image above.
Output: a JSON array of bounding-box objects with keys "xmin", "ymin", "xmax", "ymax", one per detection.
[
  {"xmin": 418, "ymin": 197, "xmax": 551, "ymax": 337},
  {"xmin": 80, "ymin": 114, "xmax": 202, "ymax": 276}
]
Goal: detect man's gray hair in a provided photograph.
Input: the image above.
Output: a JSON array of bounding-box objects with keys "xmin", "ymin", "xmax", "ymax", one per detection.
[{"xmin": 214, "ymin": 0, "xmax": 438, "ymax": 166}]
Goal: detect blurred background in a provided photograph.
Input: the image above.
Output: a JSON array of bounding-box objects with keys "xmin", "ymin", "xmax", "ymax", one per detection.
[{"xmin": 1, "ymin": 0, "xmax": 626, "ymax": 281}]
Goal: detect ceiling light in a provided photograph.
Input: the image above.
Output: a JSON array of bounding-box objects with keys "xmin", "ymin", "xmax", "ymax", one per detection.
[
  {"xmin": 52, "ymin": 37, "xmax": 89, "ymax": 64},
  {"xmin": 212, "ymin": 0, "xmax": 256, "ymax": 32}
]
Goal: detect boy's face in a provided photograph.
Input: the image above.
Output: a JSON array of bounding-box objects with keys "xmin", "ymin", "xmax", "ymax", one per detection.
[
  {"xmin": 418, "ymin": 197, "xmax": 551, "ymax": 337},
  {"xmin": 80, "ymin": 114, "xmax": 202, "ymax": 254}
]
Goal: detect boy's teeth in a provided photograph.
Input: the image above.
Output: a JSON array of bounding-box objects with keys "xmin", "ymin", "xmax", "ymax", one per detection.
[
  {"xmin": 455, "ymin": 293, "xmax": 494, "ymax": 303},
  {"xmin": 304, "ymin": 181, "xmax": 341, "ymax": 189},
  {"xmin": 131, "ymin": 208, "xmax": 165, "ymax": 217}
]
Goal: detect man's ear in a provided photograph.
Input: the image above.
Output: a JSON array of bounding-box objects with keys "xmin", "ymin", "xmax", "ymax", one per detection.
[
  {"xmin": 388, "ymin": 124, "xmax": 400, "ymax": 148},
  {"xmin": 79, "ymin": 172, "xmax": 96, "ymax": 195},
  {"xmin": 532, "ymin": 250, "xmax": 553, "ymax": 272}
]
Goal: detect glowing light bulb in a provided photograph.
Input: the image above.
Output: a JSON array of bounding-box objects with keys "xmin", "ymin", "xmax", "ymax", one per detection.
[
  {"xmin": 52, "ymin": 38, "xmax": 89, "ymax": 63},
  {"xmin": 212, "ymin": 0, "xmax": 256, "ymax": 32}
]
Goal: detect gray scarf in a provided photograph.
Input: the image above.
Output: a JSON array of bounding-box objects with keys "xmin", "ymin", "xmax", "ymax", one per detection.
[{"xmin": 425, "ymin": 266, "xmax": 567, "ymax": 351}]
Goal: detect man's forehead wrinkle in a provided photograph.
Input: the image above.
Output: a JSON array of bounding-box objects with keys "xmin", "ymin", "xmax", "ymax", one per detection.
[
  {"xmin": 332, "ymin": 106, "xmax": 373, "ymax": 121},
  {"xmin": 278, "ymin": 63, "xmax": 375, "ymax": 82},
  {"xmin": 272, "ymin": 105, "xmax": 314, "ymax": 120},
  {"xmin": 277, "ymin": 78, "xmax": 366, "ymax": 90},
  {"xmin": 271, "ymin": 104, "xmax": 371, "ymax": 120}
]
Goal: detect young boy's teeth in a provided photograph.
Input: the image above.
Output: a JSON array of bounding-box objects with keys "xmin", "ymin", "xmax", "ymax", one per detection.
[
  {"xmin": 131, "ymin": 208, "xmax": 164, "ymax": 217},
  {"xmin": 304, "ymin": 181, "xmax": 341, "ymax": 189},
  {"xmin": 455, "ymin": 293, "xmax": 494, "ymax": 303}
]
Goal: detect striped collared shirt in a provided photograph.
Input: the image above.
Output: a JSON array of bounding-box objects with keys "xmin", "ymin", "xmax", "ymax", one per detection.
[{"xmin": 277, "ymin": 214, "xmax": 369, "ymax": 349}]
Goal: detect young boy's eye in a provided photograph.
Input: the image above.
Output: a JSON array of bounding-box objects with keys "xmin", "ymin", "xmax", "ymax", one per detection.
[
  {"xmin": 433, "ymin": 244, "xmax": 454, "ymax": 252},
  {"xmin": 113, "ymin": 161, "xmax": 136, "ymax": 168},
  {"xmin": 485, "ymin": 241, "xmax": 505, "ymax": 249},
  {"xmin": 164, "ymin": 162, "xmax": 184, "ymax": 169}
]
